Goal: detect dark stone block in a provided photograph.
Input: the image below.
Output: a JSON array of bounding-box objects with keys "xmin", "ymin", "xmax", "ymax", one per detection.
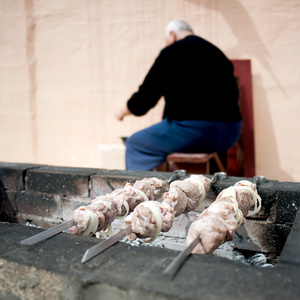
[
  {"xmin": 276, "ymin": 182, "xmax": 300, "ymax": 224},
  {"xmin": 236, "ymin": 220, "xmax": 291, "ymax": 254},
  {"xmin": 0, "ymin": 162, "xmax": 41, "ymax": 191},
  {"xmin": 266, "ymin": 223, "xmax": 292, "ymax": 255},
  {"xmin": 26, "ymin": 166, "xmax": 99, "ymax": 197},
  {"xmin": 280, "ymin": 209, "xmax": 300, "ymax": 265},
  {"xmin": 13, "ymin": 191, "xmax": 59, "ymax": 219}
]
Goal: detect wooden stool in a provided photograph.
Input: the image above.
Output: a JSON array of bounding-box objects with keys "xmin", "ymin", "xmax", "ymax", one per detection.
[{"xmin": 167, "ymin": 152, "xmax": 226, "ymax": 174}]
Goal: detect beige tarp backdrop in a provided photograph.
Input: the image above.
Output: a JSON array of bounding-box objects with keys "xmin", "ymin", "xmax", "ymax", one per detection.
[{"xmin": 1, "ymin": 0, "xmax": 300, "ymax": 181}]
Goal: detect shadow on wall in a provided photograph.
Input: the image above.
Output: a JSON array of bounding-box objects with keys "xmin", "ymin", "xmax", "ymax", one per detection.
[
  {"xmin": 186, "ymin": 0, "xmax": 287, "ymax": 98},
  {"xmin": 253, "ymin": 74, "xmax": 294, "ymax": 181}
]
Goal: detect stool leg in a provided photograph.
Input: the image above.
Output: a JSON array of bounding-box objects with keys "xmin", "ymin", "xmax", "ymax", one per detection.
[{"xmin": 213, "ymin": 154, "xmax": 226, "ymax": 172}]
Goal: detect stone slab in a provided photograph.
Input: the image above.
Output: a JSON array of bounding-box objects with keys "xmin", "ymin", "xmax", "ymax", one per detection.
[
  {"xmin": 12, "ymin": 191, "xmax": 59, "ymax": 219},
  {"xmin": 26, "ymin": 166, "xmax": 99, "ymax": 197},
  {"xmin": 0, "ymin": 223, "xmax": 299, "ymax": 300},
  {"xmin": 0, "ymin": 162, "xmax": 42, "ymax": 191},
  {"xmin": 280, "ymin": 209, "xmax": 300, "ymax": 265},
  {"xmin": 276, "ymin": 182, "xmax": 300, "ymax": 223}
]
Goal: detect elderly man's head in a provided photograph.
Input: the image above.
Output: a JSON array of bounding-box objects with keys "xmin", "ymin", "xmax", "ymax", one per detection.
[{"xmin": 165, "ymin": 20, "xmax": 194, "ymax": 46}]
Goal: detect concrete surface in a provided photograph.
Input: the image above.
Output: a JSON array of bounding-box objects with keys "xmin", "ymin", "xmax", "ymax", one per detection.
[{"xmin": 0, "ymin": 219, "xmax": 299, "ymax": 300}]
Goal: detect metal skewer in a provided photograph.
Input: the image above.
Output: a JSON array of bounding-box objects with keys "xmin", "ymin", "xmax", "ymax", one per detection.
[
  {"xmin": 163, "ymin": 236, "xmax": 201, "ymax": 278},
  {"xmin": 81, "ymin": 225, "xmax": 132, "ymax": 263},
  {"xmin": 162, "ymin": 172, "xmax": 226, "ymax": 278},
  {"xmin": 20, "ymin": 219, "xmax": 75, "ymax": 245},
  {"xmin": 165, "ymin": 169, "xmax": 187, "ymax": 184}
]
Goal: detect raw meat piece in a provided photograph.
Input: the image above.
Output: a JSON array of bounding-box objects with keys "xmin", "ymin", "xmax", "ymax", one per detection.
[
  {"xmin": 163, "ymin": 175, "xmax": 211, "ymax": 216},
  {"xmin": 186, "ymin": 180, "xmax": 261, "ymax": 254},
  {"xmin": 124, "ymin": 201, "xmax": 175, "ymax": 241},
  {"xmin": 69, "ymin": 206, "xmax": 102, "ymax": 236},
  {"xmin": 133, "ymin": 177, "xmax": 167, "ymax": 200},
  {"xmin": 90, "ymin": 196, "xmax": 117, "ymax": 229}
]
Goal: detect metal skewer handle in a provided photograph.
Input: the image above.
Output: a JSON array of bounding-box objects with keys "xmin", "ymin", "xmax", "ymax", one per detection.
[
  {"xmin": 165, "ymin": 169, "xmax": 187, "ymax": 184},
  {"xmin": 210, "ymin": 172, "xmax": 227, "ymax": 184},
  {"xmin": 20, "ymin": 219, "xmax": 75, "ymax": 246},
  {"xmin": 81, "ymin": 225, "xmax": 133, "ymax": 263},
  {"xmin": 163, "ymin": 236, "xmax": 200, "ymax": 278}
]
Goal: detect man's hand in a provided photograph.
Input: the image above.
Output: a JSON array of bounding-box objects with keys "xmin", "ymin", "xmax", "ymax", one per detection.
[{"xmin": 115, "ymin": 106, "xmax": 132, "ymax": 121}]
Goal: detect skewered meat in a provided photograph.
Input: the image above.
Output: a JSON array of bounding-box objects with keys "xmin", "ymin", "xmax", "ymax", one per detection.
[
  {"xmin": 163, "ymin": 186, "xmax": 187, "ymax": 216},
  {"xmin": 110, "ymin": 183, "xmax": 150, "ymax": 214},
  {"xmin": 68, "ymin": 206, "xmax": 103, "ymax": 236},
  {"xmin": 163, "ymin": 175, "xmax": 211, "ymax": 216},
  {"xmin": 68, "ymin": 177, "xmax": 167, "ymax": 236},
  {"xmin": 124, "ymin": 175, "xmax": 210, "ymax": 241},
  {"xmin": 132, "ymin": 177, "xmax": 167, "ymax": 200},
  {"xmin": 90, "ymin": 196, "xmax": 117, "ymax": 228},
  {"xmin": 186, "ymin": 180, "xmax": 261, "ymax": 254},
  {"xmin": 233, "ymin": 180, "xmax": 259, "ymax": 216},
  {"xmin": 109, "ymin": 188, "xmax": 131, "ymax": 217},
  {"xmin": 125, "ymin": 201, "xmax": 175, "ymax": 242}
]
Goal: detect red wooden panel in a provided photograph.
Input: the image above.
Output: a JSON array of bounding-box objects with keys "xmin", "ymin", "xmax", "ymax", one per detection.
[{"xmin": 228, "ymin": 60, "xmax": 255, "ymax": 177}]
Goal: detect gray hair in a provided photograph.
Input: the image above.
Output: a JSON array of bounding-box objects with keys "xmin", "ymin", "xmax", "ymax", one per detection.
[{"xmin": 165, "ymin": 20, "xmax": 194, "ymax": 38}]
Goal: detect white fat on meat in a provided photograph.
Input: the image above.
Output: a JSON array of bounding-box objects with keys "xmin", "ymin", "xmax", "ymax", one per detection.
[
  {"xmin": 90, "ymin": 196, "xmax": 117, "ymax": 229},
  {"xmin": 163, "ymin": 185, "xmax": 188, "ymax": 216},
  {"xmin": 234, "ymin": 180, "xmax": 262, "ymax": 217},
  {"xmin": 123, "ymin": 183, "xmax": 149, "ymax": 210},
  {"xmin": 68, "ymin": 206, "xmax": 101, "ymax": 236},
  {"xmin": 133, "ymin": 177, "xmax": 167, "ymax": 200},
  {"xmin": 186, "ymin": 180, "xmax": 262, "ymax": 254},
  {"xmin": 109, "ymin": 188, "xmax": 131, "ymax": 217},
  {"xmin": 185, "ymin": 175, "xmax": 210, "ymax": 209},
  {"xmin": 124, "ymin": 201, "xmax": 175, "ymax": 242}
]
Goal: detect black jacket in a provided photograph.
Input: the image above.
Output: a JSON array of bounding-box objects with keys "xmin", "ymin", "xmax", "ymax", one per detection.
[{"xmin": 127, "ymin": 35, "xmax": 242, "ymax": 121}]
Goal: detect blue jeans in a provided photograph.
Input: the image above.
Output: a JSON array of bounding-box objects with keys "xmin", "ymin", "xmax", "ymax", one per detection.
[{"xmin": 125, "ymin": 118, "xmax": 242, "ymax": 171}]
